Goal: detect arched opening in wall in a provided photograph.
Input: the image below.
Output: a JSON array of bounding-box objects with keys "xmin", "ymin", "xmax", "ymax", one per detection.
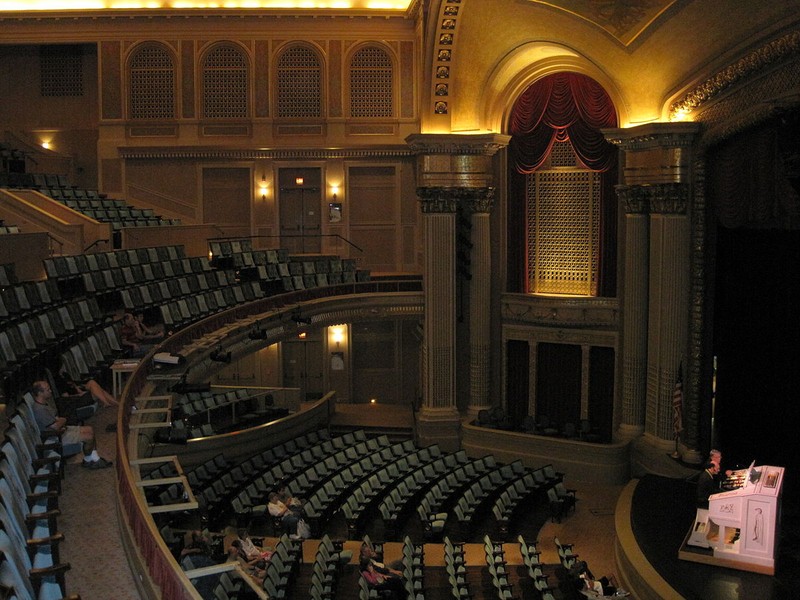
[
  {"xmin": 708, "ymin": 108, "xmax": 800, "ymax": 483},
  {"xmin": 506, "ymin": 72, "xmax": 618, "ymax": 296},
  {"xmin": 503, "ymin": 72, "xmax": 618, "ymax": 438}
]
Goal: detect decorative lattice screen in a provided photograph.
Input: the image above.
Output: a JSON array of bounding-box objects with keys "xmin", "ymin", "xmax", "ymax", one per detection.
[
  {"xmin": 527, "ymin": 143, "xmax": 600, "ymax": 295},
  {"xmin": 277, "ymin": 46, "xmax": 322, "ymax": 118},
  {"xmin": 129, "ymin": 45, "xmax": 175, "ymax": 120},
  {"xmin": 202, "ymin": 45, "xmax": 248, "ymax": 119},
  {"xmin": 40, "ymin": 45, "xmax": 83, "ymax": 97},
  {"xmin": 349, "ymin": 46, "xmax": 393, "ymax": 118}
]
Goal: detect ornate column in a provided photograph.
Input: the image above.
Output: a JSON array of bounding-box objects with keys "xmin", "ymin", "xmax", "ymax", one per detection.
[
  {"xmin": 615, "ymin": 185, "xmax": 649, "ymax": 439},
  {"xmin": 407, "ymin": 133, "xmax": 509, "ymax": 451},
  {"xmin": 606, "ymin": 123, "xmax": 702, "ymax": 463},
  {"xmin": 466, "ymin": 191, "xmax": 494, "ymax": 416}
]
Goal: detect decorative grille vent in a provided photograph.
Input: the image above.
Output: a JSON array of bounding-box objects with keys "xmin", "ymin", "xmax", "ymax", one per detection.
[
  {"xmin": 129, "ymin": 45, "xmax": 175, "ymax": 120},
  {"xmin": 550, "ymin": 140, "xmax": 578, "ymax": 167},
  {"xmin": 527, "ymin": 158, "xmax": 600, "ymax": 295},
  {"xmin": 350, "ymin": 46, "xmax": 393, "ymax": 118},
  {"xmin": 203, "ymin": 45, "xmax": 248, "ymax": 119},
  {"xmin": 277, "ymin": 46, "xmax": 322, "ymax": 118},
  {"xmin": 40, "ymin": 45, "xmax": 83, "ymax": 97}
]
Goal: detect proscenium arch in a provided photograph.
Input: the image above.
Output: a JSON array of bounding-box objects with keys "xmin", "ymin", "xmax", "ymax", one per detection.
[{"xmin": 479, "ymin": 42, "xmax": 628, "ymax": 133}]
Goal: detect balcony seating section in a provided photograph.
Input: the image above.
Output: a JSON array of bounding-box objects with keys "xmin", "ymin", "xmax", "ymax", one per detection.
[
  {"xmin": 170, "ymin": 388, "xmax": 289, "ymax": 438},
  {"xmin": 33, "ymin": 174, "xmax": 180, "ymax": 230},
  {"xmin": 208, "ymin": 238, "xmax": 371, "ymax": 293}
]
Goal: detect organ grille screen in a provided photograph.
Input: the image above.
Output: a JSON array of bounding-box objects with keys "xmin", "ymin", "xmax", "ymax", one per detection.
[
  {"xmin": 350, "ymin": 46, "xmax": 394, "ymax": 118},
  {"xmin": 40, "ymin": 45, "xmax": 83, "ymax": 97},
  {"xmin": 277, "ymin": 46, "xmax": 322, "ymax": 118},
  {"xmin": 527, "ymin": 141, "xmax": 600, "ymax": 295},
  {"xmin": 129, "ymin": 44, "xmax": 175, "ymax": 119},
  {"xmin": 203, "ymin": 44, "xmax": 249, "ymax": 119}
]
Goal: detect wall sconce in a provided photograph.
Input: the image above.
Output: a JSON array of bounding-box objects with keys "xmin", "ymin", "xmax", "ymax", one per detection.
[
  {"xmin": 41, "ymin": 140, "xmax": 51, "ymax": 150},
  {"xmin": 331, "ymin": 326, "xmax": 345, "ymax": 348},
  {"xmin": 259, "ymin": 175, "xmax": 269, "ymax": 201},
  {"xmin": 295, "ymin": 177, "xmax": 304, "ymax": 186}
]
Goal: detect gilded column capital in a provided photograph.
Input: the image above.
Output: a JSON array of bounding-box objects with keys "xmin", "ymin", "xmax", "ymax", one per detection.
[
  {"xmin": 616, "ymin": 185, "xmax": 650, "ymax": 214},
  {"xmin": 648, "ymin": 182, "xmax": 690, "ymax": 215},
  {"xmin": 417, "ymin": 186, "xmax": 495, "ymax": 214},
  {"xmin": 616, "ymin": 183, "xmax": 690, "ymax": 214}
]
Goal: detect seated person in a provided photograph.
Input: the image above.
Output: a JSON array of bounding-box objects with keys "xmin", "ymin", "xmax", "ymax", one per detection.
[
  {"xmin": 360, "ymin": 559, "xmax": 404, "ymax": 599},
  {"xmin": 227, "ymin": 539, "xmax": 267, "ymax": 585},
  {"xmin": 54, "ymin": 362, "xmax": 118, "ymax": 409},
  {"xmin": 120, "ymin": 312, "xmax": 156, "ymax": 358},
  {"xmin": 267, "ymin": 491, "xmax": 305, "ymax": 535},
  {"xmin": 30, "ymin": 380, "xmax": 112, "ymax": 469},
  {"xmin": 579, "ymin": 572, "xmax": 625, "ymax": 597},
  {"xmin": 135, "ymin": 311, "xmax": 165, "ymax": 341},
  {"xmin": 360, "ymin": 541, "xmax": 404, "ymax": 574},
  {"xmin": 697, "ymin": 461, "xmax": 721, "ymax": 508}
]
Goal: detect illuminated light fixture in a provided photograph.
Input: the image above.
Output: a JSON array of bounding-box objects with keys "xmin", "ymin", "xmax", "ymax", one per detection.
[
  {"xmin": 295, "ymin": 177, "xmax": 304, "ymax": 186},
  {"xmin": 370, "ymin": 398, "xmax": 377, "ymax": 404},
  {"xmin": 0, "ymin": 2, "xmax": 414, "ymax": 11},
  {"xmin": 41, "ymin": 140, "xmax": 51, "ymax": 149},
  {"xmin": 298, "ymin": 331, "xmax": 307, "ymax": 339},
  {"xmin": 670, "ymin": 106, "xmax": 694, "ymax": 122},
  {"xmin": 259, "ymin": 174, "xmax": 269, "ymax": 200},
  {"xmin": 331, "ymin": 326, "xmax": 344, "ymax": 347}
]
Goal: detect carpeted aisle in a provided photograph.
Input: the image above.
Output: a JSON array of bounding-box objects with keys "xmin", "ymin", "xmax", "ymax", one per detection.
[{"xmin": 59, "ymin": 404, "xmax": 141, "ymax": 600}]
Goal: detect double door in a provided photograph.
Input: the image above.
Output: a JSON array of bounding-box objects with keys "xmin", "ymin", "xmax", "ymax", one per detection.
[{"xmin": 279, "ymin": 167, "xmax": 321, "ymax": 254}]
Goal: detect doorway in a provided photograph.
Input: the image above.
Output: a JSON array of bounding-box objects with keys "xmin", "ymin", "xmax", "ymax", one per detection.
[
  {"xmin": 278, "ymin": 167, "xmax": 322, "ymax": 253},
  {"xmin": 282, "ymin": 336, "xmax": 324, "ymax": 401}
]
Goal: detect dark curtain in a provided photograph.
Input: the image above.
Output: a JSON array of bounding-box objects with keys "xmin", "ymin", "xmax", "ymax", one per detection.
[
  {"xmin": 507, "ymin": 72, "xmax": 619, "ymax": 296},
  {"xmin": 588, "ymin": 346, "xmax": 615, "ymax": 443},
  {"xmin": 708, "ymin": 113, "xmax": 800, "ymax": 230},
  {"xmin": 535, "ymin": 342, "xmax": 581, "ymax": 429},
  {"xmin": 505, "ymin": 339, "xmax": 530, "ymax": 423},
  {"xmin": 508, "ymin": 72, "xmax": 618, "ymax": 173}
]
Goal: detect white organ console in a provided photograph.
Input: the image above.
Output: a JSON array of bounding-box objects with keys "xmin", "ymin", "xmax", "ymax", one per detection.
[{"xmin": 681, "ymin": 464, "xmax": 784, "ymax": 574}]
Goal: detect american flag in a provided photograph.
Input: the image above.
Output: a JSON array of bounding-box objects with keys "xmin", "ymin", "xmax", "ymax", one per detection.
[{"xmin": 672, "ymin": 365, "xmax": 684, "ymax": 437}]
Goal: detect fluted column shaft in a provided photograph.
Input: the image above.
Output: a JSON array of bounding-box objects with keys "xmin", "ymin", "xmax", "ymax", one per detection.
[
  {"xmin": 645, "ymin": 185, "xmax": 691, "ymax": 445},
  {"xmin": 467, "ymin": 196, "xmax": 493, "ymax": 415},
  {"xmin": 420, "ymin": 198, "xmax": 457, "ymax": 410},
  {"xmin": 617, "ymin": 186, "xmax": 649, "ymax": 438}
]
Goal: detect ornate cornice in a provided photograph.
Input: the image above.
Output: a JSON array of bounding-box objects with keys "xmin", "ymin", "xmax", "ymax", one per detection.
[
  {"xmin": 119, "ymin": 145, "xmax": 413, "ymax": 160},
  {"xmin": 417, "ymin": 186, "xmax": 494, "ymax": 213},
  {"xmin": 603, "ymin": 123, "xmax": 700, "ymax": 150},
  {"xmin": 501, "ymin": 293, "xmax": 619, "ymax": 330},
  {"xmin": 669, "ymin": 29, "xmax": 800, "ymax": 121},
  {"xmin": 405, "ymin": 133, "xmax": 511, "ymax": 156}
]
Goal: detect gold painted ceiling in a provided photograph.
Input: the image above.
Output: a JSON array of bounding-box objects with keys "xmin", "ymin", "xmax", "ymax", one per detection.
[{"xmin": 528, "ymin": 0, "xmax": 680, "ymax": 46}]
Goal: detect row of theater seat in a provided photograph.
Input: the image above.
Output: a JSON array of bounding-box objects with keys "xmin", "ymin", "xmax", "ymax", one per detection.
[
  {"xmin": 44, "ymin": 245, "xmax": 186, "ymax": 282},
  {"xmin": 1, "ymin": 391, "xmax": 84, "ymax": 599}
]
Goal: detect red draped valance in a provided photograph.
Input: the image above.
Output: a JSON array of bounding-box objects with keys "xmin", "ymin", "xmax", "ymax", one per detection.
[{"xmin": 509, "ymin": 72, "xmax": 618, "ymax": 172}]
